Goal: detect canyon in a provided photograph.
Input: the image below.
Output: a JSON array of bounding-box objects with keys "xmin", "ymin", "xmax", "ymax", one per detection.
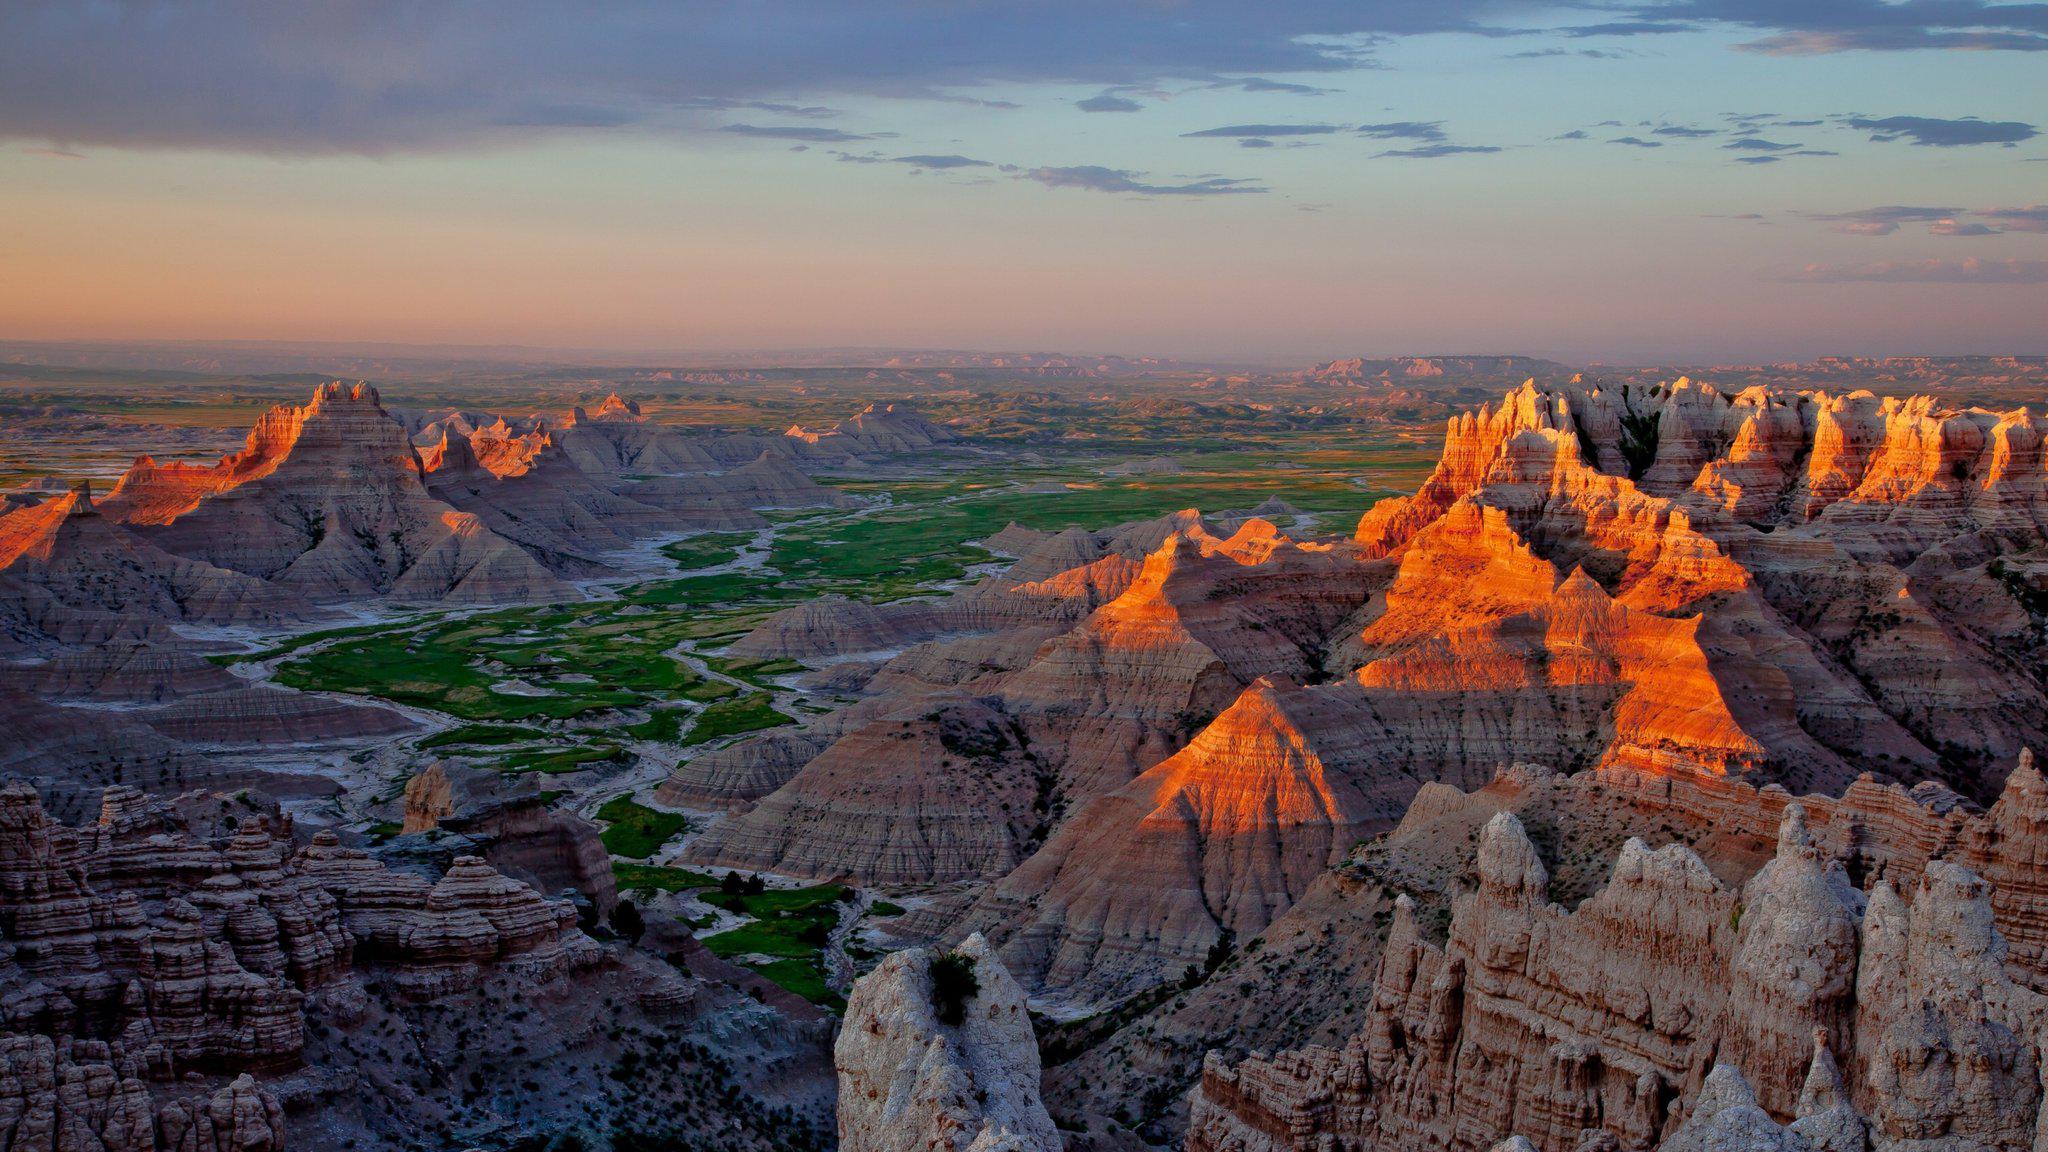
[{"xmin": 3, "ymin": 358, "xmax": 2044, "ymax": 1151}]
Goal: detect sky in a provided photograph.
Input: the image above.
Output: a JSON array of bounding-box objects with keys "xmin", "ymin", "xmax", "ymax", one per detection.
[{"xmin": 0, "ymin": 2, "xmax": 2044, "ymax": 364}]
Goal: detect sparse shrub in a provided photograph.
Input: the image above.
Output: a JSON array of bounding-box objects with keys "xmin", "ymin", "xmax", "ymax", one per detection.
[{"xmin": 929, "ymin": 951, "xmax": 980, "ymax": 1026}]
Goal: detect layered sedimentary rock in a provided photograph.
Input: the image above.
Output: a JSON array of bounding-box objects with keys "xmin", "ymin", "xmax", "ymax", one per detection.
[
  {"xmin": 423, "ymin": 432, "xmax": 684, "ymax": 575},
  {"xmin": 0, "ymin": 485, "xmax": 304, "ymax": 638},
  {"xmin": 1355, "ymin": 378, "xmax": 2046, "ymax": 784},
  {"xmin": 0, "ymin": 781, "xmax": 613, "ymax": 1146},
  {"xmin": 141, "ymin": 684, "xmax": 417, "ymax": 745},
  {"xmin": 788, "ymin": 402, "xmax": 954, "ymax": 460},
  {"xmin": 1185, "ymin": 781, "xmax": 2048, "ymax": 1152},
  {"xmin": 0, "ymin": 688, "xmax": 307, "ymax": 823},
  {"xmin": 836, "ymin": 934, "xmax": 1058, "ymax": 1152},
  {"xmin": 687, "ymin": 694, "xmax": 1045, "ymax": 884},
  {"xmin": 629, "ymin": 450, "xmax": 856, "ymax": 525},
  {"xmin": 398, "ymin": 760, "xmax": 617, "ymax": 915},
  {"xmin": 0, "ymin": 1038, "xmax": 286, "ymax": 1152},
  {"xmin": 960, "ymin": 676, "xmax": 1381, "ymax": 1005},
  {"xmin": 100, "ymin": 383, "xmax": 574, "ymax": 604},
  {"xmin": 680, "ymin": 378, "xmax": 2047, "ymax": 1013},
  {"xmin": 687, "ymin": 520, "xmax": 1368, "ymax": 891},
  {"xmin": 5, "ymin": 645, "xmax": 241, "ymax": 703}
]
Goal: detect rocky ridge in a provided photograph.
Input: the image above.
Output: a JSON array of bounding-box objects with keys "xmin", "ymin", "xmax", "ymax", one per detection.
[
  {"xmin": 673, "ymin": 378, "xmax": 2048, "ymax": 1009},
  {"xmin": 0, "ymin": 780, "xmax": 754, "ymax": 1148},
  {"xmin": 1182, "ymin": 752, "xmax": 2048, "ymax": 1152}
]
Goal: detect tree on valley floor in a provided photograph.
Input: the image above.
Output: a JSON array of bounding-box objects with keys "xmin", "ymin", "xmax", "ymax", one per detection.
[{"xmin": 609, "ymin": 898, "xmax": 645, "ymax": 945}]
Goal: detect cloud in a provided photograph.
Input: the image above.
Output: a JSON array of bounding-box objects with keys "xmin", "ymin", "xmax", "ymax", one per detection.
[
  {"xmin": 1238, "ymin": 137, "xmax": 1276, "ymax": 148},
  {"xmin": 722, "ymin": 123, "xmax": 878, "ymax": 143},
  {"xmin": 1652, "ymin": 125, "xmax": 1716, "ymax": 137},
  {"xmin": 0, "ymin": 2, "xmax": 1544, "ymax": 155},
  {"xmin": 1981, "ymin": 205, "xmax": 2048, "ymax": 233},
  {"xmin": 1505, "ymin": 46, "xmax": 1629, "ymax": 58},
  {"xmin": 1724, "ymin": 137, "xmax": 1798, "ymax": 151},
  {"xmin": 1648, "ymin": 0, "xmax": 2048, "ymax": 53},
  {"xmin": 1809, "ymin": 205, "xmax": 1964, "ymax": 235},
  {"xmin": 1788, "ymin": 258, "xmax": 2048, "ymax": 284},
  {"xmin": 1811, "ymin": 204, "xmax": 2048, "ymax": 236},
  {"xmin": 1842, "ymin": 115, "xmax": 2039, "ymax": 147},
  {"xmin": 1218, "ymin": 76, "xmax": 1340, "ymax": 95},
  {"xmin": 1183, "ymin": 123, "xmax": 1341, "ymax": 138},
  {"xmin": 1555, "ymin": 129, "xmax": 1591, "ymax": 140},
  {"xmin": 1373, "ymin": 144, "xmax": 1502, "ymax": 158},
  {"xmin": 1077, "ymin": 91, "xmax": 1144, "ymax": 113},
  {"xmin": 1608, "ymin": 136, "xmax": 1665, "ymax": 148},
  {"xmin": 1022, "ymin": 165, "xmax": 1266, "ymax": 196},
  {"xmin": 891, "ymin": 154, "xmax": 989, "ymax": 169},
  {"xmin": 1355, "ymin": 121, "xmax": 1448, "ymax": 142},
  {"xmin": 682, "ymin": 98, "xmax": 838, "ymax": 118},
  {"xmin": 1561, "ymin": 20, "xmax": 1695, "ymax": 36}
]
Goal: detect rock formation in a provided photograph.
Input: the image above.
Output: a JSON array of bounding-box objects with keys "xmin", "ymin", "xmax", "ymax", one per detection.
[
  {"xmin": 1184, "ymin": 777, "xmax": 2048, "ymax": 1152},
  {"xmin": 0, "ymin": 483, "xmax": 304, "ymax": 643},
  {"xmin": 397, "ymin": 760, "xmax": 617, "ymax": 916},
  {"xmin": 787, "ymin": 402, "xmax": 954, "ymax": 460},
  {"xmin": 675, "ymin": 379, "xmax": 2048, "ymax": 1009},
  {"xmin": 836, "ymin": 934, "xmax": 1059, "ymax": 1152},
  {"xmin": 99, "ymin": 383, "xmax": 575, "ymax": 604},
  {"xmin": 0, "ymin": 780, "xmax": 624, "ymax": 1146}
]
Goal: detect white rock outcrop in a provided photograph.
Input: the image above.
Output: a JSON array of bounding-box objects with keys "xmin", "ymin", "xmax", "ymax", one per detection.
[{"xmin": 836, "ymin": 934, "xmax": 1060, "ymax": 1152}]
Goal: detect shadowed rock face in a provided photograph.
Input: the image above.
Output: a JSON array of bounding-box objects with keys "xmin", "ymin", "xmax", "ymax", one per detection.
[
  {"xmin": 0, "ymin": 484, "xmax": 306, "ymax": 638},
  {"xmin": 0, "ymin": 781, "xmax": 621, "ymax": 1147},
  {"xmin": 1183, "ymin": 758, "xmax": 2048, "ymax": 1152}
]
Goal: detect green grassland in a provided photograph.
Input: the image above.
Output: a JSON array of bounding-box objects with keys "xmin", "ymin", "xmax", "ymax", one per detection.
[
  {"xmin": 679, "ymin": 693, "xmax": 792, "ymax": 747},
  {"xmin": 611, "ymin": 862, "xmax": 723, "ymax": 895},
  {"xmin": 596, "ymin": 796, "xmax": 691, "ymax": 859},
  {"xmin": 273, "ymin": 602, "xmax": 744, "ymax": 721},
  {"xmin": 700, "ymin": 883, "xmax": 852, "ymax": 1008},
  {"xmin": 259, "ymin": 432, "xmax": 1420, "ymax": 779},
  {"xmin": 659, "ymin": 531, "xmax": 757, "ymax": 570}
]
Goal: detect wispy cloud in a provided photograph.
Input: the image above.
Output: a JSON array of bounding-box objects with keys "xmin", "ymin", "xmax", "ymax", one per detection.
[
  {"xmin": 1562, "ymin": 20, "xmax": 1695, "ymax": 37},
  {"xmin": 1843, "ymin": 114, "xmax": 2039, "ymax": 147},
  {"xmin": 1809, "ymin": 204, "xmax": 2048, "ymax": 236},
  {"xmin": 1022, "ymin": 165, "xmax": 1266, "ymax": 196},
  {"xmin": 722, "ymin": 123, "xmax": 880, "ymax": 143},
  {"xmin": 1217, "ymin": 76, "xmax": 1340, "ymax": 95},
  {"xmin": 1653, "ymin": 0, "xmax": 2048, "ymax": 53},
  {"xmin": 1981, "ymin": 205, "xmax": 2048, "ymax": 233},
  {"xmin": 0, "ymin": 3, "xmax": 1537, "ymax": 155},
  {"xmin": 891, "ymin": 154, "xmax": 989, "ymax": 169},
  {"xmin": 1372, "ymin": 144, "xmax": 1502, "ymax": 159},
  {"xmin": 1077, "ymin": 91, "xmax": 1144, "ymax": 113},
  {"xmin": 1355, "ymin": 121, "xmax": 1448, "ymax": 142},
  {"xmin": 1788, "ymin": 258, "xmax": 2048, "ymax": 284},
  {"xmin": 1183, "ymin": 123, "xmax": 1341, "ymax": 138},
  {"xmin": 1608, "ymin": 136, "xmax": 1665, "ymax": 148},
  {"xmin": 1505, "ymin": 47, "xmax": 1629, "ymax": 59},
  {"xmin": 1810, "ymin": 205, "xmax": 1964, "ymax": 235}
]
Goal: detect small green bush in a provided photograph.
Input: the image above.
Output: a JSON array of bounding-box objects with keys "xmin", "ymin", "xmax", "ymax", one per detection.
[{"xmin": 929, "ymin": 951, "xmax": 980, "ymax": 1026}]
